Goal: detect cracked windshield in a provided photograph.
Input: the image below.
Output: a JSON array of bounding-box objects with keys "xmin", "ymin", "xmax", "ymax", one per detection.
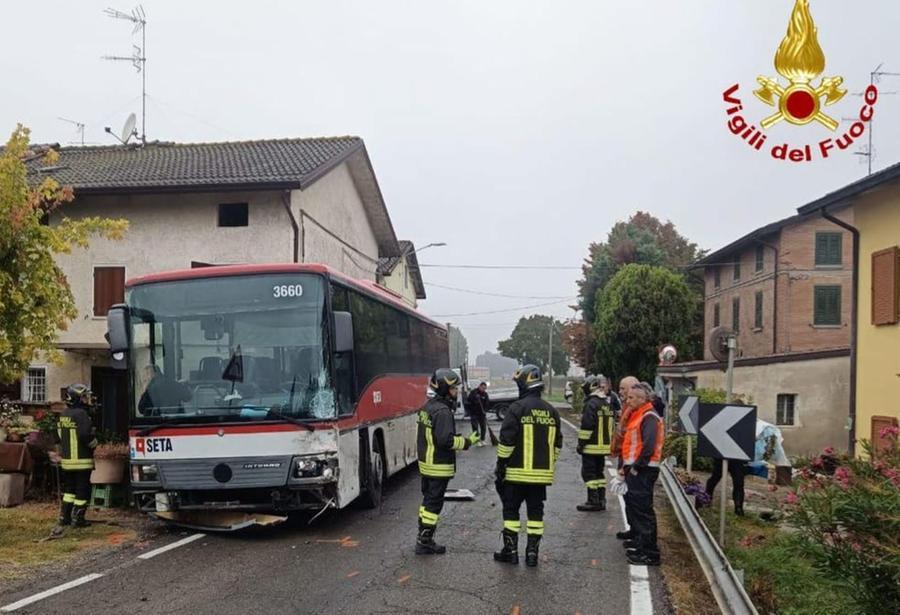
[{"xmin": 128, "ymin": 273, "xmax": 334, "ymax": 422}]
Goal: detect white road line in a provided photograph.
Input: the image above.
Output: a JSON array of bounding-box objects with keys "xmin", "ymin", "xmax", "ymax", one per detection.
[
  {"xmin": 1, "ymin": 573, "xmax": 104, "ymax": 612},
  {"xmin": 629, "ymin": 565, "xmax": 653, "ymax": 615},
  {"xmin": 560, "ymin": 416, "xmax": 579, "ymax": 432},
  {"xmin": 607, "ymin": 468, "xmax": 654, "ymax": 615},
  {"xmin": 137, "ymin": 533, "xmax": 206, "ymax": 560}
]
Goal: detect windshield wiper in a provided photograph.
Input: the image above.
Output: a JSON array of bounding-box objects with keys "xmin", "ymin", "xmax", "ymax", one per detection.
[{"xmin": 267, "ymin": 408, "xmax": 315, "ymax": 431}]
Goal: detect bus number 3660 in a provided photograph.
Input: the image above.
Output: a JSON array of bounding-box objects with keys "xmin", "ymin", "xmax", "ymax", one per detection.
[{"xmin": 273, "ymin": 284, "xmax": 304, "ymax": 298}]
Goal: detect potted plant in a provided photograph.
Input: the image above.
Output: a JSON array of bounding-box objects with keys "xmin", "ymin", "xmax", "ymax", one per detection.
[
  {"xmin": 26, "ymin": 410, "xmax": 58, "ymax": 452},
  {"xmin": 0, "ymin": 399, "xmax": 24, "ymax": 443},
  {"xmin": 91, "ymin": 431, "xmax": 130, "ymax": 484}
]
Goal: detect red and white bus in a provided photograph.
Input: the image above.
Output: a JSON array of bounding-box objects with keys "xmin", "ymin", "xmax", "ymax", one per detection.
[{"xmin": 106, "ymin": 263, "xmax": 448, "ymax": 525}]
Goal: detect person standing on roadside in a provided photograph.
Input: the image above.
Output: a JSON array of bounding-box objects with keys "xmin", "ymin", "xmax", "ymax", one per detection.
[
  {"xmin": 576, "ymin": 375, "xmax": 615, "ymax": 512},
  {"xmin": 466, "ymin": 382, "xmax": 490, "ymax": 447},
  {"xmin": 619, "ymin": 383, "xmax": 665, "ymax": 566}
]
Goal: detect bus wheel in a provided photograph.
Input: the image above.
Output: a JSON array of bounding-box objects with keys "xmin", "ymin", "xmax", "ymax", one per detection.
[
  {"xmin": 493, "ymin": 403, "xmax": 509, "ymax": 421},
  {"xmin": 360, "ymin": 436, "xmax": 384, "ymax": 509}
]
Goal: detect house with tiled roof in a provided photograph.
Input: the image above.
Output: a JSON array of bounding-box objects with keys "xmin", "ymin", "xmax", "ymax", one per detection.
[{"xmin": 10, "ymin": 137, "xmax": 424, "ymax": 431}]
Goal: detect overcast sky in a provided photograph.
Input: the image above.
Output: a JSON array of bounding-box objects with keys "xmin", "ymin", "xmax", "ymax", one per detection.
[{"xmin": 2, "ymin": 1, "xmax": 899, "ymax": 359}]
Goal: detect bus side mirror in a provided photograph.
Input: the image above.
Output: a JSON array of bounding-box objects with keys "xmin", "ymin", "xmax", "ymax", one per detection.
[
  {"xmin": 334, "ymin": 311, "xmax": 354, "ymax": 353},
  {"xmin": 106, "ymin": 304, "xmax": 129, "ymax": 369}
]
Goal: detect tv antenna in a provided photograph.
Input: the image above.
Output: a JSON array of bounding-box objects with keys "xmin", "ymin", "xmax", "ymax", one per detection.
[
  {"xmin": 104, "ymin": 112, "xmax": 138, "ymax": 145},
  {"xmin": 844, "ymin": 63, "xmax": 900, "ymax": 175},
  {"xmin": 57, "ymin": 117, "xmax": 86, "ymax": 146},
  {"xmin": 101, "ymin": 5, "xmax": 147, "ymax": 144}
]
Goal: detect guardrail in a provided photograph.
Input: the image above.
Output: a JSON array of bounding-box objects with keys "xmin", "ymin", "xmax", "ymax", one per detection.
[{"xmin": 659, "ymin": 462, "xmax": 758, "ymax": 615}]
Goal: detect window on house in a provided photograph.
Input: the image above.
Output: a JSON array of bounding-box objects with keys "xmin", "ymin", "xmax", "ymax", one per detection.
[
  {"xmin": 713, "ymin": 303, "xmax": 720, "ymax": 327},
  {"xmin": 732, "ymin": 297, "xmax": 740, "ymax": 332},
  {"xmin": 872, "ymin": 246, "xmax": 899, "ymax": 326},
  {"xmin": 23, "ymin": 368, "xmax": 47, "ymax": 403},
  {"xmin": 733, "ymin": 259, "xmax": 741, "ymax": 281},
  {"xmin": 815, "ymin": 232, "xmax": 842, "ymax": 267},
  {"xmin": 713, "ymin": 267, "xmax": 721, "ymax": 289},
  {"xmin": 218, "ymin": 203, "xmax": 249, "ymax": 227},
  {"xmin": 754, "ymin": 291, "xmax": 764, "ymax": 329},
  {"xmin": 814, "ymin": 285, "xmax": 841, "ymax": 326},
  {"xmin": 776, "ymin": 394, "xmax": 796, "ymax": 426},
  {"xmin": 93, "ymin": 267, "xmax": 125, "ymax": 317},
  {"xmin": 755, "ymin": 245, "xmax": 765, "ymax": 273}
]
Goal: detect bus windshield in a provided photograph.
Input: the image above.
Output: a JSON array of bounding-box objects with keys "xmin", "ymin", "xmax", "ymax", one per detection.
[{"xmin": 127, "ymin": 273, "xmax": 334, "ymax": 424}]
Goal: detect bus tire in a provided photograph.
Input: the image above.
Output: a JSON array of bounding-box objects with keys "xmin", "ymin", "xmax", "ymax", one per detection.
[
  {"xmin": 359, "ymin": 434, "xmax": 385, "ymax": 509},
  {"xmin": 493, "ymin": 403, "xmax": 510, "ymax": 421}
]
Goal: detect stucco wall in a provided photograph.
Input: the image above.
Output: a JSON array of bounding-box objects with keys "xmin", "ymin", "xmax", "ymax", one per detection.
[
  {"xmin": 855, "ymin": 185, "xmax": 900, "ymax": 448},
  {"xmin": 292, "ymin": 162, "xmax": 380, "ymax": 281},
  {"xmin": 687, "ymin": 355, "xmax": 850, "ymax": 457},
  {"xmin": 380, "ymin": 257, "xmax": 418, "ymax": 307}
]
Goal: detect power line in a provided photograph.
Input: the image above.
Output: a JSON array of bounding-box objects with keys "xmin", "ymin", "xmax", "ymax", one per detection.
[
  {"xmin": 420, "ymin": 263, "xmax": 580, "ymax": 271},
  {"xmin": 425, "ymin": 282, "xmax": 570, "ymax": 300},
  {"xmin": 432, "ymin": 298, "xmax": 576, "ymax": 318}
]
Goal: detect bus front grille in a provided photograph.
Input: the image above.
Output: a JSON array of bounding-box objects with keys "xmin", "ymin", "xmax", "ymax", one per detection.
[{"xmin": 157, "ymin": 457, "xmax": 293, "ymax": 490}]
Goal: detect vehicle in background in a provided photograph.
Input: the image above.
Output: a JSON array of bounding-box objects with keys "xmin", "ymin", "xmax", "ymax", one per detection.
[{"xmin": 106, "ymin": 263, "xmax": 448, "ymax": 529}]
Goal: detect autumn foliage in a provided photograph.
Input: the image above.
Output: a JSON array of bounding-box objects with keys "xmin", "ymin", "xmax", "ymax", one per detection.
[{"xmin": 0, "ymin": 125, "xmax": 128, "ymax": 382}]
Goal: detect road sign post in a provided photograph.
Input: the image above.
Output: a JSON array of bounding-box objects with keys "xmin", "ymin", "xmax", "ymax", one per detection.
[{"xmin": 722, "ymin": 336, "xmax": 735, "ymax": 545}]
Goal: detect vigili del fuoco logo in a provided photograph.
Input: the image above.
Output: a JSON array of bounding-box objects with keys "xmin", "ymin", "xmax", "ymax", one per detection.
[{"xmin": 723, "ymin": 0, "xmax": 879, "ymax": 163}]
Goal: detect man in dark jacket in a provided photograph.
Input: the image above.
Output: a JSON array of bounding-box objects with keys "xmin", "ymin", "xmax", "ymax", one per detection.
[
  {"xmin": 494, "ymin": 365, "xmax": 562, "ymax": 567},
  {"xmin": 415, "ymin": 369, "xmax": 479, "ymax": 554},
  {"xmin": 55, "ymin": 384, "xmax": 97, "ymax": 531},
  {"xmin": 576, "ymin": 375, "xmax": 615, "ymax": 512},
  {"xmin": 466, "ymin": 382, "xmax": 490, "ymax": 446}
]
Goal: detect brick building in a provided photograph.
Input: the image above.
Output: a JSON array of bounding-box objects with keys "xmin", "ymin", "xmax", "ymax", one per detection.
[{"xmin": 660, "ymin": 209, "xmax": 853, "ymax": 456}]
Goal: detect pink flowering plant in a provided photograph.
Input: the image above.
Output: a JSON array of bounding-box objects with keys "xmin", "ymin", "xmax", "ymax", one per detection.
[{"xmin": 785, "ymin": 433, "xmax": 900, "ymax": 613}]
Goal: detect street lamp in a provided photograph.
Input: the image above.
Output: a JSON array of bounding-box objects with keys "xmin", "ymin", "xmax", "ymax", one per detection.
[{"xmin": 401, "ymin": 242, "xmax": 447, "ymax": 257}]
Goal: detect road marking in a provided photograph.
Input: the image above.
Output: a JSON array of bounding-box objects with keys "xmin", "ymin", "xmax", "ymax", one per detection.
[
  {"xmin": 1, "ymin": 573, "xmax": 104, "ymax": 612},
  {"xmin": 630, "ymin": 565, "xmax": 653, "ymax": 615},
  {"xmin": 560, "ymin": 417, "xmax": 579, "ymax": 432},
  {"xmin": 137, "ymin": 533, "xmax": 205, "ymax": 560},
  {"xmin": 606, "ymin": 468, "xmax": 654, "ymax": 615}
]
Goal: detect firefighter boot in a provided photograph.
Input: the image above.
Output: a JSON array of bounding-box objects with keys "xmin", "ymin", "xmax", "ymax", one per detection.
[
  {"xmin": 576, "ymin": 489, "xmax": 604, "ymax": 512},
  {"xmin": 493, "ymin": 530, "xmax": 519, "ymax": 565},
  {"xmin": 71, "ymin": 505, "xmax": 91, "ymax": 529},
  {"xmin": 57, "ymin": 501, "xmax": 73, "ymax": 527},
  {"xmin": 525, "ymin": 534, "xmax": 542, "ymax": 568},
  {"xmin": 415, "ymin": 524, "xmax": 446, "ymax": 555},
  {"xmin": 597, "ymin": 488, "xmax": 607, "ymax": 511}
]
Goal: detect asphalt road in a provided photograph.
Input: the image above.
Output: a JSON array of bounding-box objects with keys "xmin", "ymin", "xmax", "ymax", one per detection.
[{"xmin": 3, "ymin": 419, "xmax": 669, "ymax": 615}]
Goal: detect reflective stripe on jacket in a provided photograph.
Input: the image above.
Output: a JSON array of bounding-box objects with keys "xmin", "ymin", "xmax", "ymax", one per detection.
[
  {"xmin": 621, "ymin": 402, "xmax": 664, "ymax": 467},
  {"xmin": 497, "ymin": 392, "xmax": 562, "ymax": 485},
  {"xmin": 417, "ymin": 397, "xmax": 465, "ymax": 478},
  {"xmin": 577, "ymin": 394, "xmax": 615, "ymax": 455},
  {"xmin": 58, "ymin": 407, "xmax": 95, "ymax": 471}
]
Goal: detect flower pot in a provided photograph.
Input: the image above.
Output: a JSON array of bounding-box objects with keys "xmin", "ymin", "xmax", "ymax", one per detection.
[{"xmin": 91, "ymin": 457, "xmax": 126, "ymax": 484}]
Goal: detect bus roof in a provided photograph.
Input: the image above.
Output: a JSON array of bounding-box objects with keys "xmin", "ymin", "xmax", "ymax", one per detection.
[{"xmin": 126, "ymin": 263, "xmax": 445, "ymax": 330}]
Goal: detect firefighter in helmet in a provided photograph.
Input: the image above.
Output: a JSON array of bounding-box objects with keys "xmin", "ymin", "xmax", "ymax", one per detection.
[
  {"xmin": 415, "ymin": 368, "xmax": 479, "ymax": 554},
  {"xmin": 54, "ymin": 384, "xmax": 97, "ymax": 533},
  {"xmin": 576, "ymin": 375, "xmax": 615, "ymax": 511},
  {"xmin": 494, "ymin": 364, "xmax": 562, "ymax": 567}
]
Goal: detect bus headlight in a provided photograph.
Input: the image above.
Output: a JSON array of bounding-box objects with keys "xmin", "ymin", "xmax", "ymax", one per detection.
[
  {"xmin": 292, "ymin": 455, "xmax": 338, "ymax": 480},
  {"xmin": 132, "ymin": 464, "xmax": 158, "ymax": 482},
  {"xmin": 322, "ymin": 467, "xmax": 334, "ymax": 479},
  {"xmin": 294, "ymin": 458, "xmax": 320, "ymax": 477}
]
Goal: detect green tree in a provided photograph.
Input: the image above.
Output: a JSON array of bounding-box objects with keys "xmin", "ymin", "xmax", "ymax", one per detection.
[
  {"xmin": 498, "ymin": 315, "xmax": 569, "ymax": 376},
  {"xmin": 574, "ymin": 212, "xmax": 705, "ymax": 370},
  {"xmin": 594, "ymin": 264, "xmax": 694, "ymax": 382},
  {"xmin": 0, "ymin": 125, "xmax": 128, "ymax": 382}
]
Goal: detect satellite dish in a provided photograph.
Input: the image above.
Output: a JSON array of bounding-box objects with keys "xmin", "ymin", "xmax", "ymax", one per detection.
[
  {"xmin": 658, "ymin": 344, "xmax": 678, "ymax": 365},
  {"xmin": 121, "ymin": 113, "xmax": 137, "ymax": 143},
  {"xmin": 708, "ymin": 327, "xmax": 736, "ymax": 363}
]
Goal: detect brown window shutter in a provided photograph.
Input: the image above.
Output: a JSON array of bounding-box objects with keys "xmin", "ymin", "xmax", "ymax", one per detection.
[
  {"xmin": 871, "ymin": 247, "xmax": 899, "ymax": 326},
  {"xmin": 93, "ymin": 267, "xmax": 125, "ymax": 316}
]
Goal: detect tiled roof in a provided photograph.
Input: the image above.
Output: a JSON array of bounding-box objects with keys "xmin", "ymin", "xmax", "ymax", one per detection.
[
  {"xmin": 376, "ymin": 240, "xmax": 427, "ymax": 300},
  {"xmin": 25, "ymin": 137, "xmax": 363, "ymax": 193},
  {"xmin": 377, "ymin": 240, "xmax": 414, "ymax": 275}
]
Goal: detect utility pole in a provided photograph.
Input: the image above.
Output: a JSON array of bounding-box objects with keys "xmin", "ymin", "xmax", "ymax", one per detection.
[
  {"xmin": 720, "ymin": 334, "xmax": 737, "ymax": 546},
  {"xmin": 547, "ymin": 320, "xmax": 553, "ymax": 396}
]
